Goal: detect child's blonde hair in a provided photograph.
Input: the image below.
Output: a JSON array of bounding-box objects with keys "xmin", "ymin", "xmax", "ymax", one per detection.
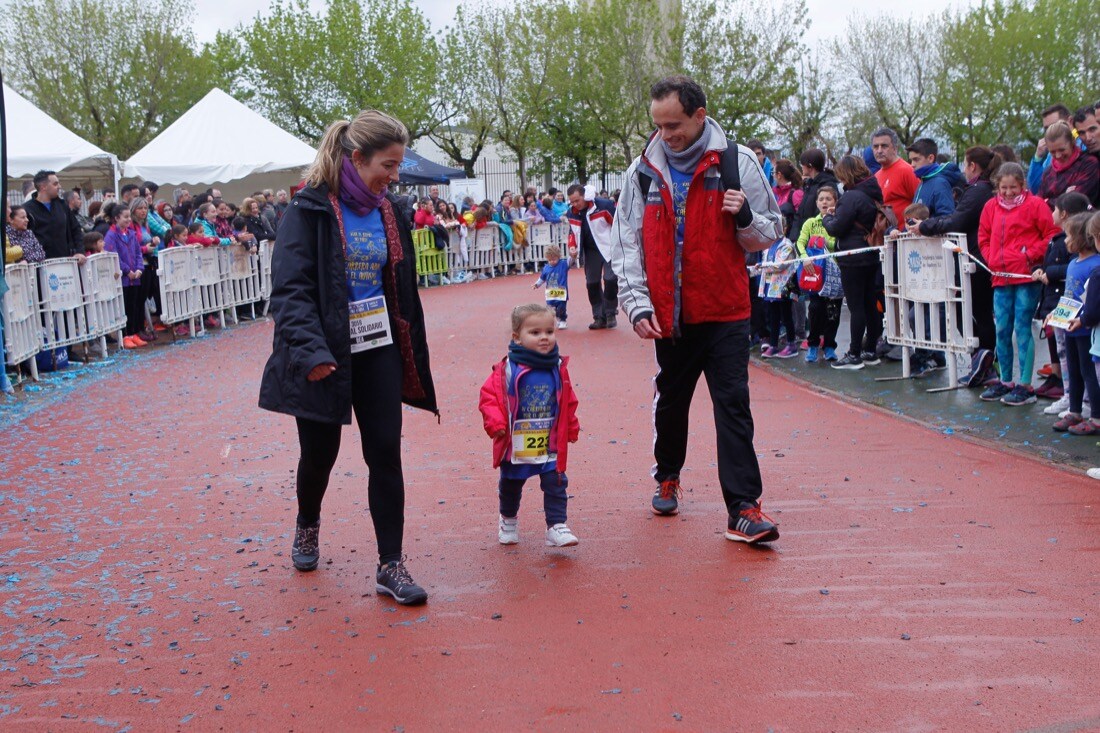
[
  {"xmin": 545, "ymin": 244, "xmax": 562, "ymax": 260},
  {"xmin": 511, "ymin": 303, "xmax": 555, "ymax": 332},
  {"xmin": 1086, "ymin": 211, "xmax": 1100, "ymax": 253},
  {"xmin": 1064, "ymin": 212, "xmax": 1095, "ymax": 254},
  {"xmin": 904, "ymin": 202, "xmax": 930, "ymax": 220}
]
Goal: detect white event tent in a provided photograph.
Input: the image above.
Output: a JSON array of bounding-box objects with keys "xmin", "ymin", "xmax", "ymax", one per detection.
[
  {"xmin": 3, "ymin": 82, "xmax": 120, "ymax": 192},
  {"xmin": 123, "ymin": 88, "xmax": 316, "ymax": 201}
]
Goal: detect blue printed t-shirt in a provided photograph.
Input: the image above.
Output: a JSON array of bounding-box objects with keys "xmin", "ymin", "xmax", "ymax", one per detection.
[
  {"xmin": 1065, "ymin": 254, "xmax": 1100, "ymax": 338},
  {"xmin": 668, "ymin": 165, "xmax": 692, "ymax": 246},
  {"xmin": 540, "ymin": 260, "xmax": 570, "ymax": 302},
  {"xmin": 340, "ymin": 202, "xmax": 388, "ymax": 302},
  {"xmin": 501, "ymin": 364, "xmax": 559, "ymax": 480}
]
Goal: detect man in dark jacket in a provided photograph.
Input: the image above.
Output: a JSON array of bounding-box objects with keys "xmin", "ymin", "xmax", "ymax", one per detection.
[{"xmin": 24, "ymin": 170, "xmax": 84, "ymax": 261}]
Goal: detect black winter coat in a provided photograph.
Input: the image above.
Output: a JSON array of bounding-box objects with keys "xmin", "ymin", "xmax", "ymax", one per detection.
[
  {"xmin": 24, "ymin": 194, "xmax": 82, "ymax": 259},
  {"xmin": 918, "ymin": 178, "xmax": 994, "ymax": 260},
  {"xmin": 258, "ymin": 184, "xmax": 438, "ymax": 424},
  {"xmin": 822, "ymin": 176, "xmax": 883, "ymax": 267},
  {"xmin": 791, "ymin": 169, "xmax": 840, "ymax": 243},
  {"xmin": 1035, "ymin": 232, "xmax": 1070, "ymax": 318}
]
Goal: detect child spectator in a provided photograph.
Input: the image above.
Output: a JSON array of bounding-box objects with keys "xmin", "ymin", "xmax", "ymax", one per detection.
[
  {"xmin": 978, "ymin": 162, "xmax": 1060, "ymax": 405},
  {"xmin": 478, "ymin": 304, "xmax": 580, "ymax": 548},
  {"xmin": 102, "ymin": 203, "xmax": 147, "ymax": 349},
  {"xmin": 1035, "ymin": 192, "xmax": 1092, "ymax": 414},
  {"xmin": 524, "ymin": 200, "xmax": 545, "ymax": 225},
  {"xmin": 533, "ymin": 244, "xmax": 570, "ymax": 328},
  {"xmin": 232, "ymin": 215, "xmax": 258, "ymax": 252},
  {"xmin": 903, "ymin": 202, "xmax": 930, "ymax": 225},
  {"xmin": 796, "ymin": 185, "xmax": 843, "ymax": 362},
  {"xmin": 82, "ymin": 231, "xmax": 104, "ymax": 255},
  {"xmin": 196, "ymin": 202, "xmax": 232, "ymax": 245},
  {"xmin": 186, "ymin": 221, "xmax": 218, "ymax": 247},
  {"xmin": 169, "ymin": 224, "xmax": 188, "ymax": 248},
  {"xmin": 759, "ymin": 238, "xmax": 799, "ymax": 359},
  {"xmin": 1052, "ymin": 212, "xmax": 1100, "ymax": 434}
]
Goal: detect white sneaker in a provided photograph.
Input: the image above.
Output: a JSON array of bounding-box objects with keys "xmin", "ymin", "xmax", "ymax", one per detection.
[
  {"xmin": 1044, "ymin": 395, "xmax": 1070, "ymax": 415},
  {"xmin": 498, "ymin": 515, "xmax": 519, "ymax": 545},
  {"xmin": 545, "ymin": 523, "xmax": 579, "ymax": 547},
  {"xmin": 1088, "ymin": 468, "xmax": 1100, "ymax": 480},
  {"xmin": 557, "ymin": 320, "xmax": 567, "ymax": 330},
  {"xmin": 1061, "ymin": 403, "xmax": 1092, "ymax": 419}
]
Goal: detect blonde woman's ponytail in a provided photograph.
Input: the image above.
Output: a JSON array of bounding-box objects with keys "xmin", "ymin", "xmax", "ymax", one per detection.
[{"xmin": 303, "ymin": 111, "xmax": 409, "ymax": 194}]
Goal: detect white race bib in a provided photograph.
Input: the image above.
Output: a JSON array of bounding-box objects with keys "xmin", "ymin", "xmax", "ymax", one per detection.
[
  {"xmin": 511, "ymin": 417, "xmax": 553, "ymax": 465},
  {"xmin": 1047, "ymin": 296, "xmax": 1083, "ymax": 330},
  {"xmin": 545, "ymin": 286, "xmax": 567, "ymax": 302},
  {"xmin": 349, "ymin": 296, "xmax": 393, "ymax": 353}
]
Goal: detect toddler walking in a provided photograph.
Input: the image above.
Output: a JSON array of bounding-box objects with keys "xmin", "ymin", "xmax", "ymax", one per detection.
[
  {"xmin": 479, "ymin": 304, "xmax": 580, "ymax": 547},
  {"xmin": 533, "ymin": 244, "xmax": 570, "ymax": 329}
]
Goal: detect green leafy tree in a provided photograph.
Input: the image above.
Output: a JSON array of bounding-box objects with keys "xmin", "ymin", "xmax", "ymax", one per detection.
[
  {"xmin": 829, "ymin": 13, "xmax": 943, "ymax": 147},
  {"xmin": 679, "ymin": 0, "xmax": 809, "ymax": 143},
  {"xmin": 234, "ymin": 0, "xmax": 440, "ymax": 144},
  {"xmin": 0, "ymin": 0, "xmax": 214, "ymax": 158},
  {"xmin": 773, "ymin": 54, "xmax": 836, "ymax": 161}
]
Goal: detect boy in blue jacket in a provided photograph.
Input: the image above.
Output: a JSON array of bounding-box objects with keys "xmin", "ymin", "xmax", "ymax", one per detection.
[{"xmin": 533, "ymin": 244, "xmax": 570, "ymax": 329}]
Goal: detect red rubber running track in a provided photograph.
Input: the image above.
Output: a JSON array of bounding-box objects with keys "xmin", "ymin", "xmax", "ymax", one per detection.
[{"xmin": 2, "ymin": 273, "xmax": 1098, "ymax": 731}]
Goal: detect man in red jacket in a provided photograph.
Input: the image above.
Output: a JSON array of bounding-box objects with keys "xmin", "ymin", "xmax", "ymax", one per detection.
[{"xmin": 610, "ymin": 75, "xmax": 783, "ymax": 544}]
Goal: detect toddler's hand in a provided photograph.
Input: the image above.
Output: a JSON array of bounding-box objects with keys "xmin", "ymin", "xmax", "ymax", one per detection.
[
  {"xmin": 1067, "ymin": 318, "xmax": 1082, "ymax": 331},
  {"xmin": 492, "ymin": 428, "xmax": 506, "ymax": 438}
]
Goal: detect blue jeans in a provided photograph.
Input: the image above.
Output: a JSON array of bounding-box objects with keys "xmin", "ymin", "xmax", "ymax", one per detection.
[
  {"xmin": 993, "ymin": 283, "xmax": 1041, "ymax": 385},
  {"xmin": 499, "ymin": 469, "xmax": 568, "ymax": 526}
]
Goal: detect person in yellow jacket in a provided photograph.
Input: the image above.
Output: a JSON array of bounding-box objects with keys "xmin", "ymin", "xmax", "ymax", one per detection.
[{"xmin": 795, "ymin": 185, "xmax": 844, "ymax": 363}]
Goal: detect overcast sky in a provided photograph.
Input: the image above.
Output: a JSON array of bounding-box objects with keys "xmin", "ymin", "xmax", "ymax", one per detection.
[{"xmin": 192, "ymin": 0, "xmax": 979, "ymax": 47}]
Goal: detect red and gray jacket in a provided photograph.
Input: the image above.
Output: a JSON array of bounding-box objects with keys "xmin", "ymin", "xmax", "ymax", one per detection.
[
  {"xmin": 567, "ymin": 197, "xmax": 616, "ymax": 255},
  {"xmin": 478, "ymin": 356, "xmax": 580, "ymax": 473},
  {"xmin": 609, "ymin": 121, "xmax": 783, "ymax": 335}
]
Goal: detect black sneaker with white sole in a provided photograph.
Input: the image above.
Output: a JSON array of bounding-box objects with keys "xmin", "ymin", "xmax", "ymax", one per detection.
[
  {"xmin": 376, "ymin": 559, "xmax": 428, "ymax": 605},
  {"xmin": 831, "ymin": 352, "xmax": 864, "ymax": 370},
  {"xmin": 726, "ymin": 501, "xmax": 780, "ymax": 544},
  {"xmin": 292, "ymin": 521, "xmax": 320, "ymax": 571},
  {"xmin": 859, "ymin": 351, "xmax": 882, "ymax": 366}
]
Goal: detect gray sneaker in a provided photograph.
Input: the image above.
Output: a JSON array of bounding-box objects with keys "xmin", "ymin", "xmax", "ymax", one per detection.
[
  {"xmin": 651, "ymin": 478, "xmax": 682, "ymax": 515},
  {"xmin": 292, "ymin": 521, "xmax": 320, "ymax": 571},
  {"xmin": 376, "ymin": 559, "xmax": 428, "ymax": 605}
]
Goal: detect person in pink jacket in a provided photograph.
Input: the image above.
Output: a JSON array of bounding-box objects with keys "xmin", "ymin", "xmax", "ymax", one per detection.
[
  {"xmin": 977, "ymin": 162, "xmax": 1061, "ymax": 406},
  {"xmin": 479, "ymin": 304, "xmax": 580, "ymax": 548}
]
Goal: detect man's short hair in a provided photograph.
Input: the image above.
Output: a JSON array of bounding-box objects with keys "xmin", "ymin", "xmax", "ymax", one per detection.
[
  {"xmin": 1041, "ymin": 103, "xmax": 1072, "ymax": 120},
  {"xmin": 906, "ymin": 138, "xmax": 939, "ymax": 158},
  {"xmin": 33, "ymin": 169, "xmax": 56, "ymax": 191},
  {"xmin": 120, "ymin": 183, "xmax": 140, "ymax": 198},
  {"xmin": 1073, "ymin": 105, "xmax": 1096, "ymax": 125},
  {"xmin": 871, "ymin": 127, "xmax": 900, "ymax": 149},
  {"xmin": 566, "ymin": 183, "xmax": 585, "ymax": 197},
  {"xmin": 650, "ymin": 75, "xmax": 707, "ymax": 117},
  {"xmin": 746, "ymin": 139, "xmax": 765, "ymax": 154}
]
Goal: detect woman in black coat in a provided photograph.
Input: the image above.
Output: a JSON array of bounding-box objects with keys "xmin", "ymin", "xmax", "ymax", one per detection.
[
  {"xmin": 258, "ymin": 110, "xmax": 438, "ymax": 606},
  {"xmin": 823, "ymin": 154, "xmax": 885, "ymax": 370},
  {"xmin": 913, "ymin": 146, "xmax": 1001, "ymax": 352}
]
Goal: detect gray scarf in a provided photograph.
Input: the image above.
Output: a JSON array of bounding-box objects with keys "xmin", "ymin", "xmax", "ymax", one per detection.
[{"xmin": 661, "ymin": 117, "xmax": 720, "ymax": 174}]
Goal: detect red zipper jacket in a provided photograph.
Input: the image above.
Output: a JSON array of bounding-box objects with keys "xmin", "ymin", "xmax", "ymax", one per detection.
[
  {"xmin": 978, "ymin": 193, "xmax": 1059, "ymax": 287},
  {"xmin": 478, "ymin": 356, "xmax": 580, "ymax": 473}
]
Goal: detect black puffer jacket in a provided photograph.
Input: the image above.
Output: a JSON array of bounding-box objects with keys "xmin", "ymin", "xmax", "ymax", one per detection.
[
  {"xmin": 24, "ymin": 194, "xmax": 82, "ymax": 258},
  {"xmin": 791, "ymin": 169, "xmax": 840, "ymax": 242},
  {"xmin": 918, "ymin": 178, "xmax": 994, "ymax": 260},
  {"xmin": 822, "ymin": 175, "xmax": 883, "ymax": 267},
  {"xmin": 258, "ymin": 184, "xmax": 438, "ymax": 424},
  {"xmin": 1035, "ymin": 232, "xmax": 1070, "ymax": 318}
]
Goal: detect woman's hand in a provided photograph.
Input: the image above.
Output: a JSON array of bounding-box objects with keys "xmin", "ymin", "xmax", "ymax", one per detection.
[{"xmin": 307, "ymin": 363, "xmax": 337, "ymax": 382}]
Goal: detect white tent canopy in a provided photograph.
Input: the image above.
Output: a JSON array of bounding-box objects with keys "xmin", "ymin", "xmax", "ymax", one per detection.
[
  {"xmin": 3, "ymin": 82, "xmax": 119, "ymax": 182},
  {"xmin": 124, "ymin": 88, "xmax": 316, "ymax": 185}
]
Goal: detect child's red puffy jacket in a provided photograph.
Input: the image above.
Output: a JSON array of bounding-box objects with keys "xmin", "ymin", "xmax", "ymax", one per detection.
[
  {"xmin": 978, "ymin": 192, "xmax": 1059, "ymax": 287},
  {"xmin": 478, "ymin": 356, "xmax": 580, "ymax": 473}
]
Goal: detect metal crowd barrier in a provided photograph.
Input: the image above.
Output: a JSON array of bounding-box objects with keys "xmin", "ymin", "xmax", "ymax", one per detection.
[
  {"xmin": 414, "ymin": 222, "xmax": 569, "ymax": 284},
  {"xmin": 156, "ymin": 243, "xmax": 266, "ymax": 337},
  {"xmin": 1, "ymin": 253, "xmax": 127, "ymax": 379}
]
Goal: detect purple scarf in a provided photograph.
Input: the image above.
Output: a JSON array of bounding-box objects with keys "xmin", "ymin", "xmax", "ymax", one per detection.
[{"xmin": 339, "ymin": 156, "xmax": 387, "ymax": 215}]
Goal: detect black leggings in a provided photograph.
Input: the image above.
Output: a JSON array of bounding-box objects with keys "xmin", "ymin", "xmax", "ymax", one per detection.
[
  {"xmin": 294, "ymin": 344, "xmax": 406, "ymax": 564},
  {"xmin": 839, "ymin": 264, "xmax": 883, "ymax": 357},
  {"xmin": 766, "ymin": 299, "xmax": 794, "ymax": 348},
  {"xmin": 1065, "ymin": 335, "xmax": 1100, "ymax": 416},
  {"xmin": 122, "ymin": 285, "xmax": 144, "ymax": 336},
  {"xmin": 808, "ymin": 296, "xmax": 842, "ymax": 349}
]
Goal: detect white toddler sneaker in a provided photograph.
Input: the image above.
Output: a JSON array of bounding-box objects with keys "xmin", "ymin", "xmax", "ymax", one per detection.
[
  {"xmin": 557, "ymin": 320, "xmax": 568, "ymax": 330},
  {"xmin": 545, "ymin": 523, "xmax": 579, "ymax": 547},
  {"xmin": 498, "ymin": 515, "xmax": 519, "ymax": 545},
  {"xmin": 1044, "ymin": 394, "xmax": 1069, "ymax": 415}
]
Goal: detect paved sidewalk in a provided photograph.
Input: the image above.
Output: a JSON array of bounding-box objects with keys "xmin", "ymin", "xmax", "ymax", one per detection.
[{"xmin": 1, "ymin": 274, "xmax": 1097, "ymax": 730}]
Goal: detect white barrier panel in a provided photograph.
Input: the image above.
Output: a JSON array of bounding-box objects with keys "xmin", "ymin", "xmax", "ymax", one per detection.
[
  {"xmin": 258, "ymin": 239, "xmax": 273, "ymax": 302},
  {"xmin": 224, "ymin": 245, "xmax": 262, "ymax": 322},
  {"xmin": 195, "ymin": 247, "xmax": 228, "ymax": 326},
  {"xmin": 881, "ymin": 233, "xmax": 976, "ymax": 390},
  {"xmin": 80, "ymin": 252, "xmax": 126, "ymax": 339},
  {"xmin": 38, "ymin": 258, "xmax": 92, "ymax": 350},
  {"xmin": 157, "ymin": 246, "xmax": 201, "ymax": 327},
  {"xmin": 468, "ymin": 225, "xmax": 500, "ymax": 277},
  {"xmin": 2, "ymin": 262, "xmax": 42, "ymax": 374}
]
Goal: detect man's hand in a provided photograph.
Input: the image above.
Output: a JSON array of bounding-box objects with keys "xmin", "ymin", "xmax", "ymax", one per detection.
[
  {"xmin": 72, "ymin": 253, "xmax": 87, "ymax": 265},
  {"xmin": 633, "ymin": 313, "xmax": 662, "ymax": 339},
  {"xmin": 722, "ymin": 189, "xmax": 746, "ymax": 217},
  {"xmin": 307, "ymin": 363, "xmax": 337, "ymax": 382}
]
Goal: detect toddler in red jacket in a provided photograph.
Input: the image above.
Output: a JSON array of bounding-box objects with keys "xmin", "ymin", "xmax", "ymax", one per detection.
[{"xmin": 479, "ymin": 304, "xmax": 581, "ymax": 547}]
